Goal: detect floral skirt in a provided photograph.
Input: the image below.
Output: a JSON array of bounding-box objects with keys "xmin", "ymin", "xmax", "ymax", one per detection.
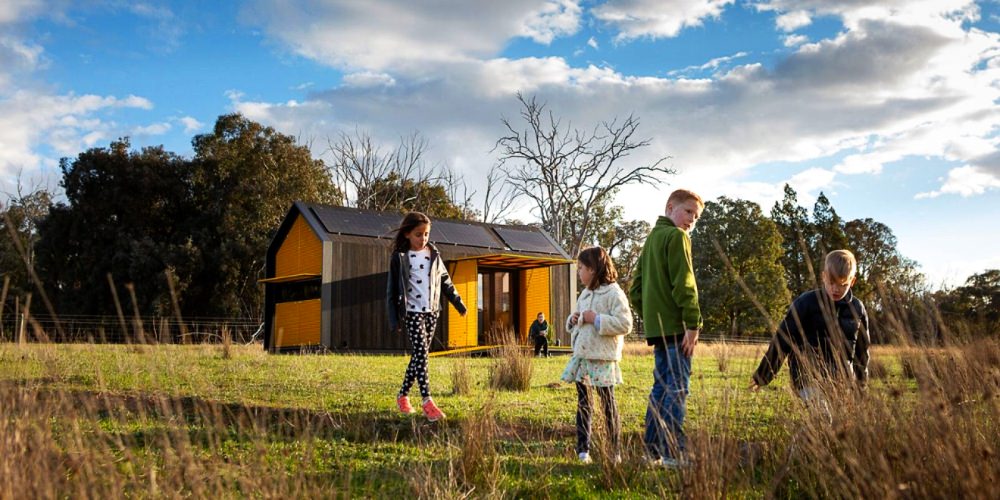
[{"xmin": 560, "ymin": 356, "xmax": 623, "ymax": 387}]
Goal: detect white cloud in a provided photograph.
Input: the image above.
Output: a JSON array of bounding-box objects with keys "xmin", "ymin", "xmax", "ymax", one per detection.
[
  {"xmin": 241, "ymin": 0, "xmax": 573, "ymax": 72},
  {"xmin": 178, "ymin": 116, "xmax": 203, "ymax": 134},
  {"xmin": 669, "ymin": 51, "xmax": 748, "ymax": 75},
  {"xmin": 0, "ymin": 36, "xmax": 45, "ymax": 90},
  {"xmin": 915, "ymin": 165, "xmax": 1000, "ymax": 199},
  {"xmin": 587, "ymin": 36, "xmax": 599, "ymax": 49},
  {"xmin": 0, "ymin": 90, "xmax": 153, "ymax": 187},
  {"xmin": 593, "ymin": 0, "xmax": 735, "ymax": 41},
  {"xmin": 788, "ymin": 167, "xmax": 837, "ymax": 194},
  {"xmin": 519, "ymin": 0, "xmax": 581, "ymax": 44},
  {"xmin": 754, "ymin": 0, "xmax": 980, "ymax": 32},
  {"xmin": 0, "ymin": 0, "xmax": 46, "ymax": 24},
  {"xmin": 775, "ymin": 10, "xmax": 811, "ymax": 31},
  {"xmin": 133, "ymin": 122, "xmax": 171, "ymax": 136},
  {"xmin": 783, "ymin": 34, "xmax": 808, "ymax": 47},
  {"xmin": 228, "ymin": 0, "xmax": 1000, "ymax": 221},
  {"xmin": 126, "ymin": 3, "xmax": 184, "ymax": 52},
  {"xmin": 341, "ymin": 71, "xmax": 396, "ymax": 88}
]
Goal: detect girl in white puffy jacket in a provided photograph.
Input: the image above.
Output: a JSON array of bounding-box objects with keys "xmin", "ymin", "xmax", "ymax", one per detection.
[{"xmin": 560, "ymin": 246, "xmax": 633, "ymax": 463}]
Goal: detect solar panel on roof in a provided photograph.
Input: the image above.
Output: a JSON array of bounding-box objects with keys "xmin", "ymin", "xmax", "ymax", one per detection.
[
  {"xmin": 310, "ymin": 206, "xmax": 398, "ymax": 238},
  {"xmin": 431, "ymin": 220, "xmax": 504, "ymax": 249},
  {"xmin": 309, "ymin": 205, "xmax": 504, "ymax": 249},
  {"xmin": 494, "ymin": 227, "xmax": 564, "ymax": 255}
]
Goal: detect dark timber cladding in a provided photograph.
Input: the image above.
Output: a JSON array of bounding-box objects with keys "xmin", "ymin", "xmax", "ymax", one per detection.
[{"xmin": 261, "ymin": 202, "xmax": 574, "ymax": 353}]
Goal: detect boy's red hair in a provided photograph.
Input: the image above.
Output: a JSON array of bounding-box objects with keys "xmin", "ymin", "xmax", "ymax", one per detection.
[{"xmin": 666, "ymin": 189, "xmax": 704, "ymax": 213}]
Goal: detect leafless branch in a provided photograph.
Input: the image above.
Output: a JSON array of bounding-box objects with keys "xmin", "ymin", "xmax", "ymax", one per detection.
[{"xmin": 494, "ymin": 92, "xmax": 674, "ymax": 255}]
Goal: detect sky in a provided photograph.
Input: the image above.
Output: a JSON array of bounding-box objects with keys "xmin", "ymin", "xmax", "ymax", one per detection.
[{"xmin": 1, "ymin": 0, "xmax": 998, "ymax": 289}]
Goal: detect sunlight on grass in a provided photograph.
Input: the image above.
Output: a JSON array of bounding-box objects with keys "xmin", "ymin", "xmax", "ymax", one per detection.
[{"xmin": 1, "ymin": 340, "xmax": 997, "ymax": 497}]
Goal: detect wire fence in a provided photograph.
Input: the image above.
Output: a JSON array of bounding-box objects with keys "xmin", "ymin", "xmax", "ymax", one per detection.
[
  {"xmin": 622, "ymin": 332, "xmax": 769, "ymax": 345},
  {"xmin": 0, "ymin": 314, "xmax": 262, "ymax": 344}
]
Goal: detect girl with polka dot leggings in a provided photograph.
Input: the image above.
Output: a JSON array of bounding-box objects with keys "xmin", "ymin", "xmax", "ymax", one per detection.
[{"xmin": 386, "ymin": 212, "xmax": 467, "ymax": 421}]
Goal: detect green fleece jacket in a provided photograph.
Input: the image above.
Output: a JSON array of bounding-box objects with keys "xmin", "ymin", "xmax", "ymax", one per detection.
[{"xmin": 628, "ymin": 216, "xmax": 703, "ymax": 344}]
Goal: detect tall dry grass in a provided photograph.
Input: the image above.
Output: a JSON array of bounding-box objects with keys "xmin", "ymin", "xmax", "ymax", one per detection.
[
  {"xmin": 450, "ymin": 356, "xmax": 472, "ymax": 395},
  {"xmin": 0, "ymin": 364, "xmax": 343, "ymax": 498},
  {"xmin": 3, "ymin": 279, "xmax": 999, "ymax": 497},
  {"xmin": 487, "ymin": 326, "xmax": 533, "ymax": 391}
]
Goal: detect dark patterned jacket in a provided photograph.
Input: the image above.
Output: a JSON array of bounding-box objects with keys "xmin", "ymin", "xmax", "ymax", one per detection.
[
  {"xmin": 753, "ymin": 289, "xmax": 870, "ymax": 390},
  {"xmin": 386, "ymin": 243, "xmax": 466, "ymax": 332}
]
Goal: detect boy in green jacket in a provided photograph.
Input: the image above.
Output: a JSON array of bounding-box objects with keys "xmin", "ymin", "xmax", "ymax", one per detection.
[{"xmin": 629, "ymin": 189, "xmax": 704, "ymax": 467}]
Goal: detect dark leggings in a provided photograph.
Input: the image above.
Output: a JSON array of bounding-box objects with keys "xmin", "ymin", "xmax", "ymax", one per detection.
[
  {"xmin": 399, "ymin": 312, "xmax": 438, "ymax": 399},
  {"xmin": 533, "ymin": 335, "xmax": 549, "ymax": 356},
  {"xmin": 576, "ymin": 383, "xmax": 620, "ymax": 455}
]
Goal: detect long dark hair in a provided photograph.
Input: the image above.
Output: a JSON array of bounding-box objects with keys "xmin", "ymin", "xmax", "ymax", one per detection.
[
  {"xmin": 392, "ymin": 212, "xmax": 431, "ymax": 253},
  {"xmin": 577, "ymin": 246, "xmax": 618, "ymax": 290}
]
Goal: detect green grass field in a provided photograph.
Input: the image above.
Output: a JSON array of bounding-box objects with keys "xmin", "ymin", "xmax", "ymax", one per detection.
[{"xmin": 1, "ymin": 341, "xmax": 996, "ymax": 498}]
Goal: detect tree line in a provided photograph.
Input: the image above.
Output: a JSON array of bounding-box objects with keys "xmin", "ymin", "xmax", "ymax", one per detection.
[{"xmin": 1, "ymin": 99, "xmax": 995, "ymax": 342}]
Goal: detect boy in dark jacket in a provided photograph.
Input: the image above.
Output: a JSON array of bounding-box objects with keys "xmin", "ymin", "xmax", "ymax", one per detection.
[
  {"xmin": 751, "ymin": 250, "xmax": 870, "ymax": 410},
  {"xmin": 529, "ymin": 312, "xmax": 549, "ymax": 357}
]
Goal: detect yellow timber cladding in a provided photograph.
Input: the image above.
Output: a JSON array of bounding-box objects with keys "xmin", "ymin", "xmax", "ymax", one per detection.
[
  {"xmin": 274, "ymin": 299, "xmax": 321, "ymax": 347},
  {"xmin": 519, "ymin": 267, "xmax": 551, "ymax": 343},
  {"xmin": 447, "ymin": 260, "xmax": 478, "ymax": 348},
  {"xmin": 273, "ymin": 215, "xmax": 322, "ymax": 348},
  {"xmin": 275, "ymin": 215, "xmax": 322, "ymax": 277}
]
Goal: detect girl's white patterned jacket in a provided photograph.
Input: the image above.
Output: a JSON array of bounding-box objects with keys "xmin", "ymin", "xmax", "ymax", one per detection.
[{"xmin": 565, "ymin": 282, "xmax": 633, "ymax": 361}]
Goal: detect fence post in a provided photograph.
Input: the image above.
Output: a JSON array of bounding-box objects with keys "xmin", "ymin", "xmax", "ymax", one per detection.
[{"xmin": 17, "ymin": 296, "xmax": 25, "ymax": 346}]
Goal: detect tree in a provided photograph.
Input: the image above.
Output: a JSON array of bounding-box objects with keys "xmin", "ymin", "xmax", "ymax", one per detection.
[
  {"xmin": 934, "ymin": 269, "xmax": 999, "ymax": 338},
  {"xmin": 844, "ymin": 218, "xmax": 924, "ymax": 302},
  {"xmin": 692, "ymin": 197, "xmax": 790, "ymax": 337},
  {"xmin": 770, "ymin": 184, "xmax": 814, "ymax": 296},
  {"xmin": 579, "ymin": 200, "xmax": 650, "ymax": 288},
  {"xmin": 35, "ymin": 139, "xmax": 198, "ymax": 317},
  {"xmin": 494, "ymin": 93, "xmax": 673, "ymax": 256},
  {"xmin": 325, "ymin": 129, "xmax": 477, "ymax": 220},
  {"xmin": 36, "ymin": 114, "xmax": 341, "ymax": 321},
  {"xmin": 811, "ymin": 192, "xmax": 851, "ymax": 277},
  {"xmin": 1, "ymin": 180, "xmax": 54, "ymax": 335},
  {"xmin": 358, "ymin": 171, "xmax": 476, "ymax": 220},
  {"xmin": 187, "ymin": 114, "xmax": 343, "ymax": 318},
  {"xmin": 1, "ymin": 183, "xmax": 52, "ymax": 299}
]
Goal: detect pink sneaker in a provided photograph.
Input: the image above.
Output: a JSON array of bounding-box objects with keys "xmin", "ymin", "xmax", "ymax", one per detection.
[
  {"xmin": 422, "ymin": 399, "xmax": 446, "ymax": 422},
  {"xmin": 396, "ymin": 395, "xmax": 415, "ymax": 414}
]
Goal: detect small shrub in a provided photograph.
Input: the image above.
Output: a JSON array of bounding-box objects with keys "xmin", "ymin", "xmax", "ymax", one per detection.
[
  {"xmin": 450, "ymin": 357, "xmax": 472, "ymax": 395},
  {"xmin": 900, "ymin": 352, "xmax": 919, "ymax": 380},
  {"xmin": 220, "ymin": 325, "xmax": 232, "ymax": 360},
  {"xmin": 716, "ymin": 340, "xmax": 734, "ymax": 373},
  {"xmin": 868, "ymin": 356, "xmax": 887, "ymax": 379},
  {"xmin": 456, "ymin": 400, "xmax": 502, "ymax": 492},
  {"xmin": 488, "ymin": 327, "xmax": 532, "ymax": 392}
]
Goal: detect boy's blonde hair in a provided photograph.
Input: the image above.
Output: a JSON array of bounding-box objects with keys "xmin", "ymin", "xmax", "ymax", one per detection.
[
  {"xmin": 665, "ymin": 189, "xmax": 704, "ymax": 213},
  {"xmin": 824, "ymin": 249, "xmax": 857, "ymax": 280}
]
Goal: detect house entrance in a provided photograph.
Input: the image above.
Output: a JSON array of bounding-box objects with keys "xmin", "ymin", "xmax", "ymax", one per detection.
[{"xmin": 477, "ymin": 269, "xmax": 518, "ymax": 344}]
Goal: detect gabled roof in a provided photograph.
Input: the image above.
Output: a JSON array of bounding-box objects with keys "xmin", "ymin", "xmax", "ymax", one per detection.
[{"xmin": 267, "ymin": 202, "xmax": 571, "ymax": 260}]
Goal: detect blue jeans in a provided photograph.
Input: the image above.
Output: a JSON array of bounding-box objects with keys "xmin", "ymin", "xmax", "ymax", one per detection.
[{"xmin": 644, "ymin": 343, "xmax": 691, "ymax": 459}]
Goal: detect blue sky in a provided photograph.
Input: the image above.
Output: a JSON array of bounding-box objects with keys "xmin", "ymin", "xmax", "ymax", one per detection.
[{"xmin": 1, "ymin": 0, "xmax": 998, "ymax": 288}]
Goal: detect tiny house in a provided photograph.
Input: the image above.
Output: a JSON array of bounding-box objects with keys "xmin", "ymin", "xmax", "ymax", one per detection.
[{"xmin": 260, "ymin": 202, "xmax": 575, "ymax": 353}]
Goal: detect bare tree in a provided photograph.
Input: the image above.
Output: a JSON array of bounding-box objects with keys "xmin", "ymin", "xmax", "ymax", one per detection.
[
  {"xmin": 494, "ymin": 93, "xmax": 674, "ymax": 255},
  {"xmin": 324, "ymin": 129, "xmax": 479, "ymax": 220},
  {"xmin": 439, "ymin": 164, "xmax": 479, "ymax": 220},
  {"xmin": 325, "ymin": 130, "xmax": 435, "ymax": 211},
  {"xmin": 481, "ymin": 166, "xmax": 518, "ymax": 223}
]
